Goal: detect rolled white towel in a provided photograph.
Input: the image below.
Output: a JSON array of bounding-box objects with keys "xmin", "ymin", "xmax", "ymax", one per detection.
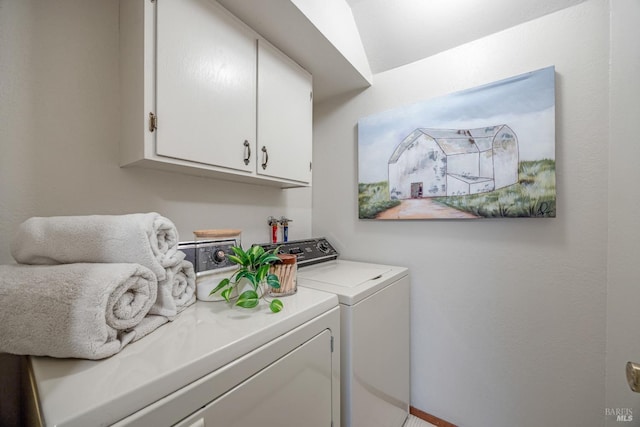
[
  {"xmin": 10, "ymin": 213, "xmax": 179, "ymax": 281},
  {"xmin": 173, "ymin": 260, "xmax": 196, "ymax": 314},
  {"xmin": 149, "ymin": 253, "xmax": 196, "ymax": 319},
  {"xmin": 0, "ymin": 263, "xmax": 157, "ymax": 360},
  {"xmin": 130, "ymin": 315, "xmax": 170, "ymax": 343}
]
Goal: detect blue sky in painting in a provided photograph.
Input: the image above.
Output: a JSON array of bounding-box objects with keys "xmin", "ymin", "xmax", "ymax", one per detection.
[{"xmin": 358, "ymin": 66, "xmax": 556, "ymax": 183}]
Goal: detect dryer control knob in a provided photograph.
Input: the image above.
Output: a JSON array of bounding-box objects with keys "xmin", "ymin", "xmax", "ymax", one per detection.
[{"xmin": 211, "ymin": 249, "xmax": 226, "ymax": 263}]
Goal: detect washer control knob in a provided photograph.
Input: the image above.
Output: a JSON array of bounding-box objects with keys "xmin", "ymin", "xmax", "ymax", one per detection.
[
  {"xmin": 211, "ymin": 249, "xmax": 226, "ymax": 263},
  {"xmin": 317, "ymin": 241, "xmax": 330, "ymax": 253}
]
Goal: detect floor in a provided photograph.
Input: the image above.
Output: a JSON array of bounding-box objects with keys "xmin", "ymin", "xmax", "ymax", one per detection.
[{"xmin": 404, "ymin": 414, "xmax": 438, "ymax": 427}]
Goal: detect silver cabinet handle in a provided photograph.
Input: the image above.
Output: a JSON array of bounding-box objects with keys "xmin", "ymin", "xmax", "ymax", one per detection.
[
  {"xmin": 243, "ymin": 140, "xmax": 251, "ymax": 165},
  {"xmin": 261, "ymin": 146, "xmax": 269, "ymax": 170},
  {"xmin": 626, "ymin": 361, "xmax": 640, "ymax": 392}
]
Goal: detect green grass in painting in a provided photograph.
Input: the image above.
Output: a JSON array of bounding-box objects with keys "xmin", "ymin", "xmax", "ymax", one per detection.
[
  {"xmin": 358, "ymin": 181, "xmax": 401, "ymax": 219},
  {"xmin": 434, "ymin": 159, "xmax": 556, "ymax": 217},
  {"xmin": 357, "ymin": 159, "xmax": 556, "ymax": 219}
]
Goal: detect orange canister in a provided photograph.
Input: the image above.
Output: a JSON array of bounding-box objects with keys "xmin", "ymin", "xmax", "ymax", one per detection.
[{"xmin": 269, "ymin": 254, "xmax": 297, "ymax": 297}]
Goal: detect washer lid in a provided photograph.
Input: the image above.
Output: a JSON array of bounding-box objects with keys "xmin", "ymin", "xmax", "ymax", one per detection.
[
  {"xmin": 298, "ymin": 263, "xmax": 392, "ymax": 288},
  {"xmin": 298, "ymin": 260, "xmax": 408, "ymax": 305}
]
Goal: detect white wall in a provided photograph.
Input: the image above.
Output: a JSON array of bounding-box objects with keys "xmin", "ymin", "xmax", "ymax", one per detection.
[
  {"xmin": 313, "ymin": 1, "xmax": 609, "ymax": 426},
  {"xmin": 606, "ymin": 1, "xmax": 640, "ymax": 425},
  {"xmin": 0, "ymin": 1, "xmax": 311, "ymax": 424}
]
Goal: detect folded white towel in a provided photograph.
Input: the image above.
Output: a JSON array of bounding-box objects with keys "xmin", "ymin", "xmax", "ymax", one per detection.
[
  {"xmin": 10, "ymin": 213, "xmax": 179, "ymax": 281},
  {"xmin": 149, "ymin": 252, "xmax": 196, "ymax": 319},
  {"xmin": 0, "ymin": 263, "xmax": 157, "ymax": 360}
]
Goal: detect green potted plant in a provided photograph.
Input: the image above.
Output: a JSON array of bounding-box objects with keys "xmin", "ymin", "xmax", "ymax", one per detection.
[{"xmin": 210, "ymin": 245, "xmax": 284, "ymax": 313}]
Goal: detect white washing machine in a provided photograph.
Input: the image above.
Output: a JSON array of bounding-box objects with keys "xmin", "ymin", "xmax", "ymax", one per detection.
[{"xmin": 260, "ymin": 238, "xmax": 410, "ymax": 427}]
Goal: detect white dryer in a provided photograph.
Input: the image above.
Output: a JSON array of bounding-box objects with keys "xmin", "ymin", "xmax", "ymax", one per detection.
[
  {"xmin": 261, "ymin": 238, "xmax": 410, "ymax": 427},
  {"xmin": 25, "ymin": 277, "xmax": 341, "ymax": 427}
]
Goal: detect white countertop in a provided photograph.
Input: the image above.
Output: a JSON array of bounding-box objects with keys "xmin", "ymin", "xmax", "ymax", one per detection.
[{"xmin": 29, "ymin": 287, "xmax": 338, "ymax": 427}]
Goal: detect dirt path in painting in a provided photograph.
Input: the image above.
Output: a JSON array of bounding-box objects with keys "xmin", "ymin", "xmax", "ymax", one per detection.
[{"xmin": 376, "ymin": 198, "xmax": 479, "ymax": 219}]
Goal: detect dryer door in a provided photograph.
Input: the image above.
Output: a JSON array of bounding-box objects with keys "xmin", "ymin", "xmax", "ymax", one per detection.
[{"xmin": 174, "ymin": 330, "xmax": 333, "ymax": 427}]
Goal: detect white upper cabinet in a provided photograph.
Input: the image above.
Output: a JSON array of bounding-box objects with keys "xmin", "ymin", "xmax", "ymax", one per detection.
[
  {"xmin": 156, "ymin": 0, "xmax": 256, "ymax": 173},
  {"xmin": 257, "ymin": 39, "xmax": 313, "ymax": 183},
  {"xmin": 119, "ymin": 0, "xmax": 312, "ymax": 188}
]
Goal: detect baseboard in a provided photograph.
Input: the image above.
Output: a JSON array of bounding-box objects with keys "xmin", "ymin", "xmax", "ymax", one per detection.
[{"xmin": 410, "ymin": 406, "xmax": 458, "ymax": 427}]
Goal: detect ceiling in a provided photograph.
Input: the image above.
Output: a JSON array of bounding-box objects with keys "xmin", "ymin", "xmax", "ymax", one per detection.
[
  {"xmin": 218, "ymin": 0, "xmax": 588, "ymax": 102},
  {"xmin": 345, "ymin": 0, "xmax": 587, "ymax": 73}
]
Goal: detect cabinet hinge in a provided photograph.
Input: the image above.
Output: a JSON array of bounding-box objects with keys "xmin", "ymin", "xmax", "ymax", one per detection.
[
  {"xmin": 330, "ymin": 336, "xmax": 334, "ymax": 353},
  {"xmin": 310, "ymin": 91, "xmax": 313, "ymax": 101},
  {"xmin": 149, "ymin": 112, "xmax": 157, "ymax": 132},
  {"xmin": 310, "ymin": 162, "xmax": 312, "ymax": 171}
]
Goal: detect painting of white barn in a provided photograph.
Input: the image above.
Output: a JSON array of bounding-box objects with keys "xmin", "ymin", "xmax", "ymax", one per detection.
[
  {"xmin": 388, "ymin": 125, "xmax": 519, "ymax": 200},
  {"xmin": 357, "ymin": 65, "xmax": 556, "ymax": 219}
]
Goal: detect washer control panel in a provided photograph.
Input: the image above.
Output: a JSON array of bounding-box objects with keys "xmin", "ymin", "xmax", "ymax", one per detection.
[{"xmin": 257, "ymin": 238, "xmax": 338, "ymax": 267}]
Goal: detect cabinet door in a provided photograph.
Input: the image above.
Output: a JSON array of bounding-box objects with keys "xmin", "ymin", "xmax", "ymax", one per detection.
[
  {"xmin": 174, "ymin": 330, "xmax": 333, "ymax": 427},
  {"xmin": 156, "ymin": 0, "xmax": 256, "ymax": 172},
  {"xmin": 257, "ymin": 39, "xmax": 313, "ymax": 183}
]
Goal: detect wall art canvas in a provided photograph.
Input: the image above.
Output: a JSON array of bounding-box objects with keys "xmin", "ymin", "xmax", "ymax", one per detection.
[{"xmin": 358, "ymin": 66, "xmax": 556, "ymax": 219}]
